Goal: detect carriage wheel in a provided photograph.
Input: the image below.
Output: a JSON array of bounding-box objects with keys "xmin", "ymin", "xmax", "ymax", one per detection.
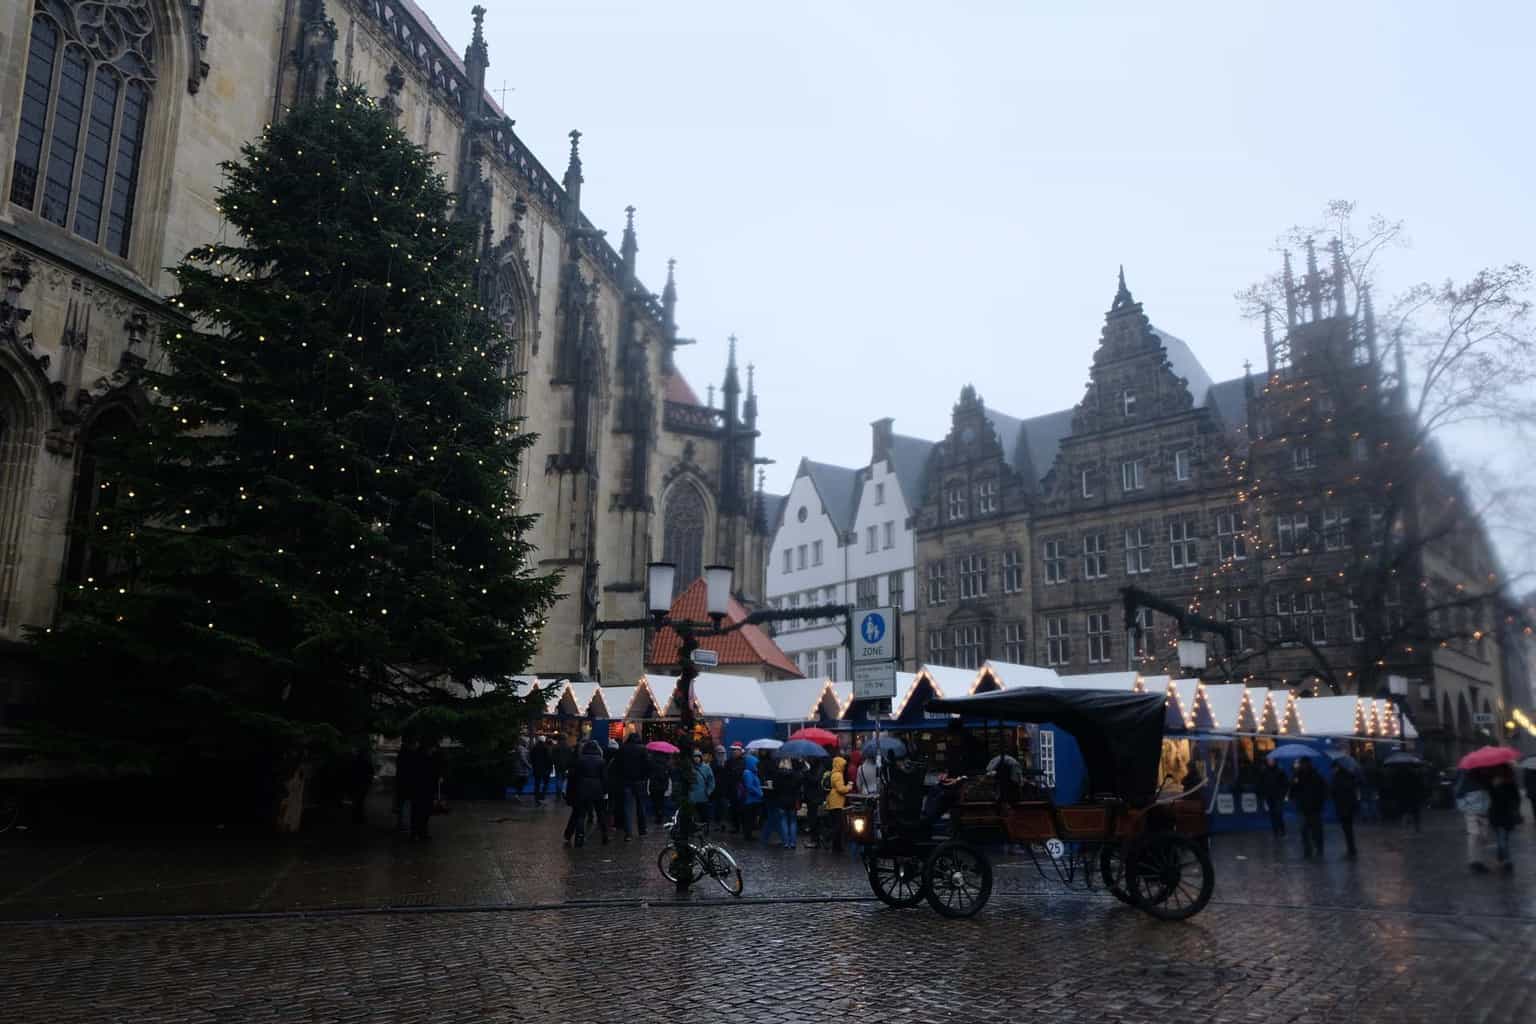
[
  {"xmin": 1097, "ymin": 843, "xmax": 1136, "ymax": 905},
  {"xmin": 867, "ymin": 854, "xmax": 927, "ymax": 908},
  {"xmin": 923, "ymin": 840, "xmax": 993, "ymax": 919},
  {"xmin": 1125, "ymin": 833, "xmax": 1214, "ymax": 921}
]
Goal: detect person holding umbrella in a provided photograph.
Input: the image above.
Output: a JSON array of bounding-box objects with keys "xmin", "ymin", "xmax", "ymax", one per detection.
[
  {"xmin": 1289, "ymin": 756, "xmax": 1328, "ymax": 858},
  {"xmin": 1458, "ymin": 746, "xmax": 1521, "ymax": 872}
]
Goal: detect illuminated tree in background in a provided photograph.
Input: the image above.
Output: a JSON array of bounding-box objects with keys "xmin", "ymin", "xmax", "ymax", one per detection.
[
  {"xmin": 1180, "ymin": 204, "xmax": 1532, "ymax": 722},
  {"xmin": 27, "ymin": 86, "xmax": 560, "ymax": 792}
]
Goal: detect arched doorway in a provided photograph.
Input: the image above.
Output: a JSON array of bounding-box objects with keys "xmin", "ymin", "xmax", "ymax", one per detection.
[{"xmin": 661, "ymin": 482, "xmax": 706, "ymax": 597}]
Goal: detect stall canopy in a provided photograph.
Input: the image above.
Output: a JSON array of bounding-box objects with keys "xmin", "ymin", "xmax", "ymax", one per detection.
[
  {"xmin": 760, "ymin": 678, "xmax": 845, "ymax": 725},
  {"xmin": 1197, "ymin": 685, "xmax": 1248, "ymax": 732},
  {"xmin": 657, "ymin": 672, "xmax": 778, "ymax": 721},
  {"xmin": 970, "ymin": 661, "xmax": 1060, "ymax": 693},
  {"xmin": 1053, "ymin": 671, "xmax": 1141, "ymax": 693},
  {"xmin": 1290, "ymin": 696, "xmax": 1371, "ymax": 737},
  {"xmin": 927, "ymin": 687, "xmax": 1168, "ymax": 807}
]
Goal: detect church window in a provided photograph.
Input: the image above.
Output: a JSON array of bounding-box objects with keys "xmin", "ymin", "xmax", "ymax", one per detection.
[
  {"xmin": 1121, "ymin": 388, "xmax": 1137, "ymax": 417},
  {"xmin": 661, "ymin": 484, "xmax": 706, "ymax": 596},
  {"xmin": 11, "ymin": 1, "xmax": 157, "ymax": 257}
]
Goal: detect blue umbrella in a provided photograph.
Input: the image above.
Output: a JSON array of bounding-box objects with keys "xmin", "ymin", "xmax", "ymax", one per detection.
[
  {"xmin": 1327, "ymin": 752, "xmax": 1361, "ymax": 774},
  {"xmin": 862, "ymin": 736, "xmax": 907, "ymax": 759},
  {"xmin": 778, "ymin": 738, "xmax": 831, "ymax": 759},
  {"xmin": 1267, "ymin": 744, "xmax": 1329, "ymax": 761}
]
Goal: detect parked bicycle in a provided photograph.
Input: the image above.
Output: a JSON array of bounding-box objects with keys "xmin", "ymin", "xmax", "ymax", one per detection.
[{"xmin": 656, "ymin": 812, "xmax": 743, "ymax": 896}]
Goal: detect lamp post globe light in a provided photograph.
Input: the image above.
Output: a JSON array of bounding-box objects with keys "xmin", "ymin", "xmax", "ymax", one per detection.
[{"xmin": 646, "ymin": 562, "xmax": 676, "ymax": 615}]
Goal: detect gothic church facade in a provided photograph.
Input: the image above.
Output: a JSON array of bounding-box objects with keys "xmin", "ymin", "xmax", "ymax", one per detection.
[{"xmin": 0, "ymin": 0, "xmax": 768, "ymax": 706}]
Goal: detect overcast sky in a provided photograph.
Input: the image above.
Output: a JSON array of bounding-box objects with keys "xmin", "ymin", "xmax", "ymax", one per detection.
[{"xmin": 422, "ymin": 0, "xmax": 1534, "ymax": 572}]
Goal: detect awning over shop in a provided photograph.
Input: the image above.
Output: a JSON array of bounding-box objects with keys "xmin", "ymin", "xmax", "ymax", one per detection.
[
  {"xmin": 656, "ymin": 672, "xmax": 778, "ymax": 721},
  {"xmin": 971, "ymin": 661, "xmax": 1061, "ymax": 693},
  {"xmin": 760, "ymin": 677, "xmax": 845, "ymax": 724},
  {"xmin": 1198, "ymin": 685, "xmax": 1248, "ymax": 732}
]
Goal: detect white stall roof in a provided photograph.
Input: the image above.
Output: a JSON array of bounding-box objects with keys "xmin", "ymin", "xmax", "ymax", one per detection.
[
  {"xmin": 1263, "ymin": 692, "xmax": 1294, "ymax": 733},
  {"xmin": 971, "ymin": 661, "xmax": 1061, "ymax": 693},
  {"xmin": 659, "ymin": 672, "xmax": 777, "ymax": 720},
  {"xmin": 565, "ymin": 682, "xmax": 602, "ymax": 715},
  {"xmin": 1239, "ymin": 688, "xmax": 1270, "ymax": 731},
  {"xmin": 1199, "ymin": 685, "xmax": 1248, "ymax": 732},
  {"xmin": 761, "ymin": 678, "xmax": 840, "ymax": 723},
  {"xmin": 1290, "ymin": 696, "xmax": 1366, "ymax": 737},
  {"xmin": 1054, "ymin": 671, "xmax": 1142, "ymax": 692}
]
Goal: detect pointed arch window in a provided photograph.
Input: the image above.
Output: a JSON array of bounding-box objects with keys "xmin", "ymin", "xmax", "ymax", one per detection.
[
  {"xmin": 9, "ymin": 1, "xmax": 157, "ymax": 257},
  {"xmin": 662, "ymin": 484, "xmax": 706, "ymax": 597}
]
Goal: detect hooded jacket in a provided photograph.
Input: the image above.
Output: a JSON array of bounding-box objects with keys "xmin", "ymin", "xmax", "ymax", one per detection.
[
  {"xmin": 569, "ymin": 741, "xmax": 607, "ymax": 803},
  {"xmin": 620, "ymin": 735, "xmax": 651, "ymax": 782},
  {"xmin": 825, "ymin": 756, "xmax": 851, "ymax": 810},
  {"xmin": 741, "ymin": 755, "xmax": 764, "ymax": 805}
]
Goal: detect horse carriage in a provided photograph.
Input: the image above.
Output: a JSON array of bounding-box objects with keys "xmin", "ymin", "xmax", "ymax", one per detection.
[{"xmin": 846, "ymin": 686, "xmax": 1215, "ymax": 920}]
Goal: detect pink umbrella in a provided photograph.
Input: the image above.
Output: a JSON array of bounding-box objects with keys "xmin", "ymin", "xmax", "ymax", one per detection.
[
  {"xmin": 1458, "ymin": 746, "xmax": 1520, "ymax": 771},
  {"xmin": 646, "ymin": 740, "xmax": 680, "ymax": 754}
]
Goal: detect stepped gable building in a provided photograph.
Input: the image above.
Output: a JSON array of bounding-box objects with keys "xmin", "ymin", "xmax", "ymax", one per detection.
[
  {"xmin": 0, "ymin": 1, "xmax": 769, "ymax": 701},
  {"xmin": 910, "ymin": 263, "xmax": 1508, "ymax": 758}
]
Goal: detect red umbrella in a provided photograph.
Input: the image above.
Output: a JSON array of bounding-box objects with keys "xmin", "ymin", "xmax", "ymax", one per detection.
[
  {"xmin": 789, "ymin": 727, "xmax": 839, "ymax": 747},
  {"xmin": 1458, "ymin": 746, "xmax": 1520, "ymax": 771},
  {"xmin": 646, "ymin": 740, "xmax": 680, "ymax": 754}
]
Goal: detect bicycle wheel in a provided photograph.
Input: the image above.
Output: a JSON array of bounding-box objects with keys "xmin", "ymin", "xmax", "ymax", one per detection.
[
  {"xmin": 703, "ymin": 844, "xmax": 744, "ymax": 897},
  {"xmin": 657, "ymin": 844, "xmax": 701, "ymax": 886}
]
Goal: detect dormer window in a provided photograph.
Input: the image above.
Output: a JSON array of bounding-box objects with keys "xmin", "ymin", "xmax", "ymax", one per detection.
[
  {"xmin": 975, "ymin": 479, "xmax": 998, "ymax": 514},
  {"xmin": 946, "ymin": 485, "xmax": 967, "ymax": 522},
  {"xmin": 1121, "ymin": 388, "xmax": 1137, "ymax": 417}
]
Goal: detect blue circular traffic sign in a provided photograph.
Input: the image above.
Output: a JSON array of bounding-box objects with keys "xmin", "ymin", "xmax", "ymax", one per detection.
[{"xmin": 860, "ymin": 612, "xmax": 886, "ymax": 645}]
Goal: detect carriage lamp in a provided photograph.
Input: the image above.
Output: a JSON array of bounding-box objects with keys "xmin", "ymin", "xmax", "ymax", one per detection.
[
  {"xmin": 704, "ymin": 564, "xmax": 734, "ymax": 619},
  {"xmin": 850, "ymin": 813, "xmax": 868, "ymax": 835},
  {"xmin": 646, "ymin": 562, "xmax": 677, "ymax": 616}
]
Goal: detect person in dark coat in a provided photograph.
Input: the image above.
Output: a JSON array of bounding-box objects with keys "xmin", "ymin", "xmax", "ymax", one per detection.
[
  {"xmin": 530, "ymin": 738, "xmax": 554, "ymax": 806},
  {"xmin": 1330, "ymin": 763, "xmax": 1360, "ymax": 859},
  {"xmin": 619, "ymin": 734, "xmax": 651, "ymax": 839},
  {"xmin": 603, "ymin": 740, "xmax": 624, "ymax": 832},
  {"xmin": 722, "ymin": 744, "xmax": 746, "ymax": 833},
  {"xmin": 648, "ymin": 750, "xmax": 672, "ymax": 826},
  {"xmin": 564, "ymin": 740, "xmax": 609, "ymax": 847},
  {"xmin": 1392, "ymin": 764, "xmax": 1426, "ymax": 832},
  {"xmin": 408, "ymin": 742, "xmax": 441, "ymax": 840},
  {"xmin": 1289, "ymin": 757, "xmax": 1327, "ymax": 858},
  {"xmin": 393, "ymin": 739, "xmax": 417, "ymax": 834},
  {"xmin": 710, "ymin": 745, "xmax": 731, "ymax": 826},
  {"xmin": 1260, "ymin": 758, "xmax": 1289, "ymax": 838},
  {"xmin": 348, "ymin": 741, "xmax": 374, "ymax": 825},
  {"xmin": 552, "ymin": 740, "xmax": 573, "ymax": 798},
  {"xmin": 1489, "ymin": 764, "xmax": 1521, "ymax": 871}
]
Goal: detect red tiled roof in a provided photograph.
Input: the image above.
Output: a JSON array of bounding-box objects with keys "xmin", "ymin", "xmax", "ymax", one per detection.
[
  {"xmin": 649, "ymin": 578, "xmax": 802, "ymax": 677},
  {"xmin": 664, "ymin": 372, "xmax": 700, "ymax": 405}
]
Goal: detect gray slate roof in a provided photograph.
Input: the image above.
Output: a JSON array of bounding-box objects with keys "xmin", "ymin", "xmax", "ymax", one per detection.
[
  {"xmin": 886, "ymin": 433, "xmax": 936, "ymax": 509},
  {"xmin": 1150, "ymin": 326, "xmax": 1215, "ymax": 400},
  {"xmin": 1201, "ymin": 376, "xmax": 1249, "ymax": 430},
  {"xmin": 801, "ymin": 459, "xmax": 862, "ymax": 535},
  {"xmin": 759, "ymin": 492, "xmax": 787, "ymax": 534}
]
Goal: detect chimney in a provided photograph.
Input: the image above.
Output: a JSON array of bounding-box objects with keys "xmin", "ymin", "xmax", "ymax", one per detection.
[{"xmin": 871, "ymin": 417, "xmax": 894, "ymax": 465}]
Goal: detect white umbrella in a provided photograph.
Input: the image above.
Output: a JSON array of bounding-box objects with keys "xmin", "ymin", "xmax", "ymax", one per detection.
[{"xmin": 745, "ymin": 738, "xmax": 783, "ymax": 752}]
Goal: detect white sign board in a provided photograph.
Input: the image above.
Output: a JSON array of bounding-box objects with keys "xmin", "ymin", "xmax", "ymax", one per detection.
[
  {"xmin": 852, "ymin": 661, "xmax": 897, "ymax": 700},
  {"xmin": 690, "ymin": 648, "xmax": 719, "ymax": 668},
  {"xmin": 1216, "ymin": 793, "xmax": 1235, "ymax": 815},
  {"xmin": 1241, "ymin": 793, "xmax": 1259, "ymax": 814},
  {"xmin": 1473, "ymin": 712, "xmax": 1496, "ymax": 727},
  {"xmin": 853, "ymin": 607, "xmax": 897, "ymax": 664}
]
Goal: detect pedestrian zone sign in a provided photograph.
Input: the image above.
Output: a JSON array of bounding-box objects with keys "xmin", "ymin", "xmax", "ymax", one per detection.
[{"xmin": 853, "ymin": 607, "xmax": 896, "ymax": 664}]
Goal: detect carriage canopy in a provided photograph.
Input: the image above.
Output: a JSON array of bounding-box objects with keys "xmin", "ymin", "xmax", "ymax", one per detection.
[{"xmin": 926, "ymin": 687, "xmax": 1167, "ymax": 807}]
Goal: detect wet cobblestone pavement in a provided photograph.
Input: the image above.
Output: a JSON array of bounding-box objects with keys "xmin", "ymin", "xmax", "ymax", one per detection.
[{"xmin": 3, "ymin": 802, "xmax": 1535, "ymax": 1021}]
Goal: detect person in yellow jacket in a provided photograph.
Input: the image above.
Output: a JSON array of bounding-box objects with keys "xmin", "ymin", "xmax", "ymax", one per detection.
[{"xmin": 824, "ymin": 755, "xmax": 851, "ymax": 852}]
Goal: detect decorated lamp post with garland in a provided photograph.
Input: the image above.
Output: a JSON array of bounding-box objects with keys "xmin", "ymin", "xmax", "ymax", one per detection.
[{"xmin": 599, "ymin": 562, "xmax": 851, "ymax": 891}]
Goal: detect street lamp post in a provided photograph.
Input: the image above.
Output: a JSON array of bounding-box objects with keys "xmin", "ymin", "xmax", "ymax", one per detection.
[{"xmin": 595, "ymin": 562, "xmax": 854, "ymax": 892}]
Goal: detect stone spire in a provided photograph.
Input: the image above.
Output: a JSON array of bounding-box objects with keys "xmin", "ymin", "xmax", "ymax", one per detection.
[
  {"xmin": 1111, "ymin": 264, "xmax": 1136, "ymax": 312},
  {"xmin": 294, "ymin": 0, "xmax": 338, "ymax": 103},
  {"xmin": 722, "ymin": 334, "xmax": 741, "ymax": 425},
  {"xmin": 1282, "ymin": 251, "xmax": 1298, "ymax": 328},
  {"xmin": 1263, "ymin": 303, "xmax": 1276, "ymax": 374},
  {"xmin": 661, "ymin": 257, "xmax": 677, "ymax": 334},
  {"xmin": 1394, "ymin": 328, "xmax": 1411, "ymax": 410},
  {"xmin": 1304, "ymin": 238, "xmax": 1324, "ymax": 322},
  {"xmin": 743, "ymin": 362, "xmax": 758, "ymax": 430},
  {"xmin": 1362, "ymin": 282, "xmax": 1379, "ymax": 364},
  {"xmin": 562, "ymin": 129, "xmax": 583, "ymax": 224},
  {"xmin": 463, "ymin": 5, "xmax": 489, "ymax": 114},
  {"xmin": 1331, "ymin": 237, "xmax": 1348, "ymax": 319},
  {"xmin": 620, "ymin": 206, "xmax": 638, "ymax": 284}
]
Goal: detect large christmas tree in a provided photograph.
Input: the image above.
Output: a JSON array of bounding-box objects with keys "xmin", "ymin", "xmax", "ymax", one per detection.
[{"xmin": 28, "ymin": 86, "xmax": 559, "ymax": 794}]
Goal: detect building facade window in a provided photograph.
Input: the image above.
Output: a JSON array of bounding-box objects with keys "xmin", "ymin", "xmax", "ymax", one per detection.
[
  {"xmin": 783, "ymin": 548, "xmax": 792, "ymax": 573},
  {"xmin": 661, "ymin": 483, "xmax": 707, "ymax": 595},
  {"xmin": 1037, "ymin": 728, "xmax": 1056, "ymax": 789},
  {"xmin": 1323, "ymin": 508, "xmax": 1347, "ymax": 551},
  {"xmin": 1002, "ymin": 550, "xmax": 1023, "ymax": 593},
  {"xmin": 787, "ymin": 592, "xmax": 800, "ymax": 628},
  {"xmin": 1086, "ymin": 612, "xmax": 1111, "ymax": 664},
  {"xmin": 1351, "ymin": 436, "xmax": 1369, "ymax": 462},
  {"xmin": 947, "ymin": 485, "xmax": 967, "ymax": 522},
  {"xmin": 1045, "ymin": 616, "xmax": 1070, "ymax": 666},
  {"xmin": 1081, "ymin": 468, "xmax": 1097, "ymax": 499},
  {"xmin": 864, "ymin": 526, "xmax": 877, "ymax": 554},
  {"xmin": 1131, "ymin": 607, "xmax": 1151, "ymax": 659},
  {"xmin": 812, "ymin": 540, "xmax": 823, "ymax": 565},
  {"xmin": 874, "ymin": 482, "xmax": 885, "ymax": 505},
  {"xmin": 1349, "ymin": 598, "xmax": 1365, "ymax": 642},
  {"xmin": 958, "ymin": 554, "xmax": 987, "ymax": 599},
  {"xmin": 1121, "ymin": 387, "xmax": 1137, "ymax": 417},
  {"xmin": 888, "ymin": 570, "xmax": 904, "ymax": 611},
  {"xmin": 926, "ymin": 561, "xmax": 947, "ymax": 606},
  {"xmin": 976, "ymin": 478, "xmax": 998, "ymax": 514},
  {"xmin": 1082, "ymin": 532, "xmax": 1107, "ymax": 579},
  {"xmin": 1292, "ymin": 445, "xmax": 1315, "ymax": 471},
  {"xmin": 882, "ymin": 521, "xmax": 895, "ymax": 549},
  {"xmin": 1002, "ymin": 622, "xmax": 1026, "ymax": 663},
  {"xmin": 805, "ymin": 649, "xmax": 820, "ymax": 678},
  {"xmin": 1169, "ymin": 517, "xmax": 1198, "ymax": 569},
  {"xmin": 1121, "ymin": 459, "xmax": 1145, "ymax": 492},
  {"xmin": 10, "ymin": 2, "xmax": 157, "ymax": 257},
  {"xmin": 954, "ymin": 624, "xmax": 984, "ymax": 670},
  {"xmin": 1216, "ymin": 509, "xmax": 1247, "ymax": 561},
  {"xmin": 1174, "ymin": 449, "xmax": 1191, "ymax": 481},
  {"xmin": 856, "ymin": 575, "xmax": 878, "ymax": 609},
  {"xmin": 1124, "ymin": 527, "xmax": 1151, "ymax": 574},
  {"xmin": 797, "ymin": 544, "xmax": 808, "ymax": 569},
  {"xmin": 1043, "ymin": 540, "xmax": 1066, "ymax": 584},
  {"xmin": 1225, "ymin": 598, "xmax": 1253, "ymax": 652},
  {"xmin": 927, "ymin": 629, "xmax": 947, "ymax": 666}
]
